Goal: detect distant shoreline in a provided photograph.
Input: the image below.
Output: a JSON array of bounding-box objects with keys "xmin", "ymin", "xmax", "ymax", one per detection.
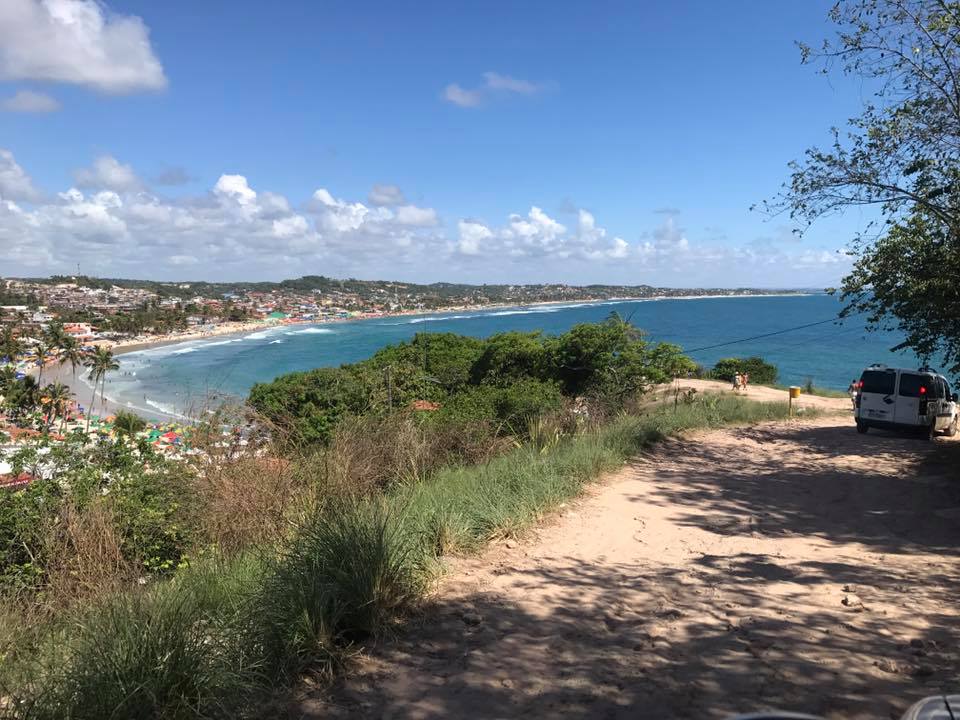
[
  {"xmin": 40, "ymin": 292, "xmax": 817, "ymax": 423},
  {"xmin": 112, "ymin": 292, "xmax": 817, "ymax": 357}
]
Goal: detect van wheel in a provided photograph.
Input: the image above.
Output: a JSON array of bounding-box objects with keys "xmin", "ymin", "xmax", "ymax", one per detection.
[
  {"xmin": 946, "ymin": 417, "xmax": 958, "ymax": 438},
  {"xmin": 856, "ymin": 421, "xmax": 869, "ymax": 434}
]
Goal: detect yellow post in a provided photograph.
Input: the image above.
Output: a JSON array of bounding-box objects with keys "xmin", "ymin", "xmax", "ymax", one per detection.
[{"xmin": 788, "ymin": 386, "xmax": 801, "ymax": 417}]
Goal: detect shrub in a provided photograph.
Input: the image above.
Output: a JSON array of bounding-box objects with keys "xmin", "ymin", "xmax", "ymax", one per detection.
[
  {"xmin": 113, "ymin": 410, "xmax": 147, "ymax": 436},
  {"xmin": 437, "ymin": 379, "xmax": 563, "ymax": 433},
  {"xmin": 0, "ymin": 437, "xmax": 200, "ymax": 596},
  {"xmin": 709, "ymin": 356, "xmax": 778, "ymax": 385},
  {"xmin": 248, "ymin": 367, "xmax": 369, "ymax": 445},
  {"xmin": 0, "ymin": 480, "xmax": 62, "ymax": 592},
  {"xmin": 253, "ymin": 499, "xmax": 428, "ymax": 682},
  {"xmin": 469, "ymin": 331, "xmax": 548, "ymax": 385},
  {"xmin": 247, "ymin": 318, "xmax": 697, "ymax": 447},
  {"xmin": 106, "ymin": 464, "xmax": 198, "ymax": 575},
  {"xmin": 368, "ymin": 332, "xmax": 484, "ymax": 395}
]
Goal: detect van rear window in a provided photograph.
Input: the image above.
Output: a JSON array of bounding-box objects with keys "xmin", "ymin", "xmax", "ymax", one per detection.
[
  {"xmin": 898, "ymin": 373, "xmax": 931, "ymax": 397},
  {"xmin": 860, "ymin": 370, "xmax": 896, "ymax": 394}
]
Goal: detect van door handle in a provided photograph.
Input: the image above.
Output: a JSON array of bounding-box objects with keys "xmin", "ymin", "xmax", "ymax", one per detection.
[{"xmin": 883, "ymin": 396, "xmax": 894, "ymax": 404}]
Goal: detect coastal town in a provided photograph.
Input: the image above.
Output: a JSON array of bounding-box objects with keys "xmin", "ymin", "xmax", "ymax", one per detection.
[{"xmin": 0, "ymin": 273, "xmax": 805, "ymax": 367}]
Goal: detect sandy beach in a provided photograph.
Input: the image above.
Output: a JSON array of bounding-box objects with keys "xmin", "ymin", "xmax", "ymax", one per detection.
[{"xmin": 38, "ymin": 358, "xmax": 146, "ymax": 422}]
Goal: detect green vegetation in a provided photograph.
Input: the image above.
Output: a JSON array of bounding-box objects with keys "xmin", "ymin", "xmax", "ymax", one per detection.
[
  {"xmin": 769, "ymin": 0, "xmax": 960, "ymax": 375},
  {"xmin": 708, "ymin": 356, "xmax": 779, "ymax": 385},
  {"xmin": 0, "ymin": 435, "xmax": 197, "ymax": 593},
  {"xmin": 0, "ymin": 393, "xmax": 809, "ymax": 718},
  {"xmin": 249, "ymin": 316, "xmax": 695, "ymax": 445}
]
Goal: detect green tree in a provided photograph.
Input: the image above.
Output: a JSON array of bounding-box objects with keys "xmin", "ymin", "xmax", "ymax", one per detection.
[
  {"xmin": 84, "ymin": 346, "xmax": 120, "ymax": 430},
  {"xmin": 5, "ymin": 375, "xmax": 40, "ymax": 422},
  {"xmin": 0, "ymin": 324, "xmax": 24, "ymax": 364},
  {"xmin": 58, "ymin": 335, "xmax": 86, "ymax": 381},
  {"xmin": 709, "ymin": 357, "xmax": 779, "ymax": 385},
  {"xmin": 470, "ymin": 331, "xmax": 547, "ymax": 385},
  {"xmin": 42, "ymin": 382, "xmax": 73, "ymax": 433},
  {"xmin": 0, "ymin": 365, "xmax": 17, "ymax": 396},
  {"xmin": 249, "ymin": 366, "xmax": 370, "ymax": 445},
  {"xmin": 33, "ymin": 340, "xmax": 51, "ymax": 386},
  {"xmin": 43, "ymin": 320, "xmax": 69, "ymax": 349},
  {"xmin": 768, "ymin": 0, "xmax": 960, "ymax": 372},
  {"xmin": 114, "ymin": 410, "xmax": 148, "ymax": 437}
]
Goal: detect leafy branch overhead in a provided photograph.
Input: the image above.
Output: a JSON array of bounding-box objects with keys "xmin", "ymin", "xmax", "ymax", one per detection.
[
  {"xmin": 767, "ymin": 0, "xmax": 960, "ymax": 231},
  {"xmin": 767, "ymin": 0, "xmax": 960, "ymax": 374}
]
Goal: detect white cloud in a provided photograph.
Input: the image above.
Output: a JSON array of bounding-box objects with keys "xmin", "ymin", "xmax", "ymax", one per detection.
[
  {"xmin": 0, "ymin": 149, "xmax": 850, "ymax": 285},
  {"xmin": 608, "ymin": 237, "xmax": 629, "ymax": 259},
  {"xmin": 394, "ymin": 205, "xmax": 439, "ymax": 227},
  {"xmin": 443, "ymin": 83, "xmax": 482, "ymax": 108},
  {"xmin": 504, "ymin": 206, "xmax": 567, "ymax": 254},
  {"xmin": 74, "ymin": 155, "xmax": 142, "ymax": 192},
  {"xmin": 443, "ymin": 71, "xmax": 542, "ymax": 108},
  {"xmin": 213, "ymin": 174, "xmax": 257, "ymax": 205},
  {"xmin": 482, "ymin": 72, "xmax": 538, "ymax": 95},
  {"xmin": 457, "ymin": 220, "xmax": 492, "ymax": 255},
  {"xmin": 46, "ymin": 187, "xmax": 128, "ymax": 243},
  {"xmin": 272, "ymin": 214, "xmax": 309, "ymax": 238},
  {"xmin": 308, "ymin": 187, "xmax": 386, "ymax": 232},
  {"xmin": 0, "ymin": 0, "xmax": 167, "ymax": 94},
  {"xmin": 1, "ymin": 89, "xmax": 60, "ymax": 112},
  {"xmin": 0, "ymin": 148, "xmax": 41, "ymax": 201},
  {"xmin": 368, "ymin": 183, "xmax": 405, "ymax": 206}
]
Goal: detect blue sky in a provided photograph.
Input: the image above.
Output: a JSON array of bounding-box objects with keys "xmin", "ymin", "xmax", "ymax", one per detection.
[{"xmin": 0, "ymin": 0, "xmax": 874, "ymax": 286}]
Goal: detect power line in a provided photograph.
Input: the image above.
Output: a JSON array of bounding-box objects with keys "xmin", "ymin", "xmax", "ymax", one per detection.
[
  {"xmin": 765, "ymin": 323, "xmax": 867, "ymax": 351},
  {"xmin": 682, "ymin": 315, "xmax": 861, "ymax": 354}
]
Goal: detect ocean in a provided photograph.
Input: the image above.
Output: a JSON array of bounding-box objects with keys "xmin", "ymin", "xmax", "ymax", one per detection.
[{"xmin": 103, "ymin": 294, "xmax": 926, "ymax": 421}]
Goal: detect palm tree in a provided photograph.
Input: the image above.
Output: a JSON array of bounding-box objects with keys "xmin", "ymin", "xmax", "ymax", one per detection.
[
  {"xmin": 0, "ymin": 365, "xmax": 16, "ymax": 397},
  {"xmin": 84, "ymin": 346, "xmax": 119, "ymax": 432},
  {"xmin": 113, "ymin": 410, "xmax": 146, "ymax": 438},
  {"xmin": 33, "ymin": 340, "xmax": 51, "ymax": 385},
  {"xmin": 42, "ymin": 382, "xmax": 73, "ymax": 433},
  {"xmin": 44, "ymin": 321, "xmax": 69, "ymax": 349},
  {"xmin": 8, "ymin": 375, "xmax": 39, "ymax": 423},
  {"xmin": 58, "ymin": 336, "xmax": 85, "ymax": 381},
  {"xmin": 0, "ymin": 324, "xmax": 23, "ymax": 366}
]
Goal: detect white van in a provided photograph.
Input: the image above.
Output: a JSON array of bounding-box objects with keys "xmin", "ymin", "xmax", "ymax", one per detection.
[{"xmin": 855, "ymin": 365, "xmax": 958, "ymax": 438}]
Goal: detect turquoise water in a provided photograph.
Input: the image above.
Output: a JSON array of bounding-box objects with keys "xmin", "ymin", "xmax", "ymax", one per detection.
[{"xmin": 106, "ymin": 294, "xmax": 926, "ymax": 420}]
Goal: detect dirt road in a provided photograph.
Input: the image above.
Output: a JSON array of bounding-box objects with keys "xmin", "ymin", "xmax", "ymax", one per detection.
[{"xmin": 295, "ymin": 408, "xmax": 960, "ymax": 720}]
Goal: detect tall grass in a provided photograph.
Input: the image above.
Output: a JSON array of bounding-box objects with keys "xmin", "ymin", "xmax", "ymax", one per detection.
[
  {"xmin": 251, "ymin": 499, "xmax": 430, "ymax": 684},
  {"xmin": 0, "ymin": 394, "xmax": 810, "ymax": 719},
  {"xmin": 4, "ymin": 556, "xmax": 264, "ymax": 720},
  {"xmin": 399, "ymin": 394, "xmax": 807, "ymax": 553}
]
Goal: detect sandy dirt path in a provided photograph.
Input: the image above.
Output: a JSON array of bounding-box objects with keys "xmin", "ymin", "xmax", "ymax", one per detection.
[{"xmin": 292, "ymin": 410, "xmax": 960, "ymax": 720}]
